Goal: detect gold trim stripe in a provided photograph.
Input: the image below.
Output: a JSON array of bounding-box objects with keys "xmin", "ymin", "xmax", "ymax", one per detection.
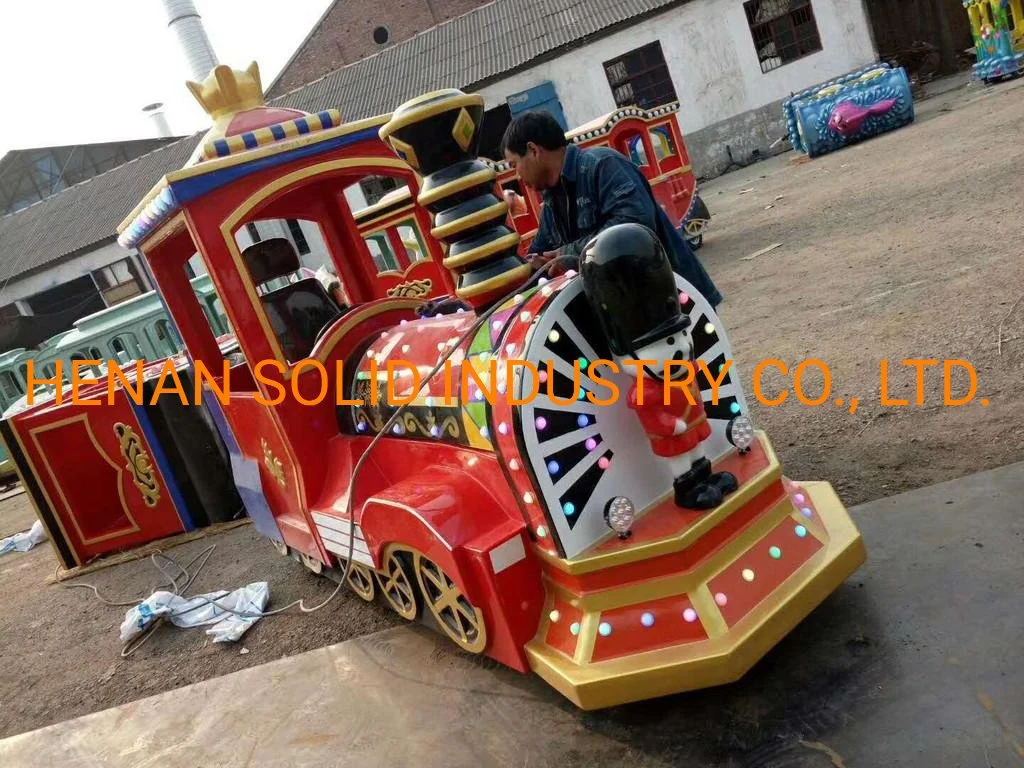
[
  {"xmin": 143, "ymin": 212, "xmax": 188, "ymax": 250},
  {"xmin": 430, "ymin": 201, "xmax": 508, "ymax": 240},
  {"xmin": 355, "ymin": 201, "xmax": 418, "ymax": 232},
  {"xmin": 379, "ymin": 92, "xmax": 484, "ymax": 139},
  {"xmin": 456, "ymin": 264, "xmax": 531, "ymax": 300},
  {"xmin": 523, "ymin": 481, "xmax": 866, "ymax": 710},
  {"xmin": 442, "ymin": 233, "xmax": 521, "ymax": 270},
  {"xmin": 199, "ymin": 110, "xmax": 343, "ymax": 162},
  {"xmin": 688, "ymin": 585, "xmax": 728, "ymax": 639},
  {"xmin": 417, "ymin": 168, "xmax": 495, "ymax": 207}
]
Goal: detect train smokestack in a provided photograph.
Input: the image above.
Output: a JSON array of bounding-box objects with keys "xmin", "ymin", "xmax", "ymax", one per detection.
[
  {"xmin": 161, "ymin": 0, "xmax": 219, "ymax": 82},
  {"xmin": 379, "ymin": 89, "xmax": 529, "ymax": 310},
  {"xmin": 142, "ymin": 102, "xmax": 173, "ymax": 138}
]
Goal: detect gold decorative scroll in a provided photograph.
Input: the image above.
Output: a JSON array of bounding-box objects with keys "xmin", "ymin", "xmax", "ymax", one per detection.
[
  {"xmin": 387, "ymin": 278, "xmax": 432, "ymax": 298},
  {"xmin": 113, "ymin": 422, "xmax": 161, "ymax": 508},
  {"xmin": 261, "ymin": 438, "xmax": 286, "ymax": 488}
]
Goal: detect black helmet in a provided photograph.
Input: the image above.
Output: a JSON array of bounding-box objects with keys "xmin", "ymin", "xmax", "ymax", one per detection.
[{"xmin": 579, "ymin": 223, "xmax": 689, "ymax": 357}]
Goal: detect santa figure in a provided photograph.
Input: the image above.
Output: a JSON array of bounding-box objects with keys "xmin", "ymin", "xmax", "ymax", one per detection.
[{"xmin": 580, "ymin": 223, "xmax": 737, "ymax": 510}]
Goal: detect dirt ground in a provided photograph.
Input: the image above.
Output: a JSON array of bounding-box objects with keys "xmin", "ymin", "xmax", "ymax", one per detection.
[
  {"xmin": 697, "ymin": 75, "xmax": 1024, "ymax": 507},
  {"xmin": 0, "ymin": 492, "xmax": 403, "ymax": 740},
  {"xmin": 2, "ymin": 74, "xmax": 1024, "ymax": 740}
]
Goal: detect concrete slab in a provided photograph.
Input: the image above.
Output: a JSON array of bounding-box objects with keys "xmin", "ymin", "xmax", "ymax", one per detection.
[{"xmin": 2, "ymin": 463, "xmax": 1022, "ymax": 767}]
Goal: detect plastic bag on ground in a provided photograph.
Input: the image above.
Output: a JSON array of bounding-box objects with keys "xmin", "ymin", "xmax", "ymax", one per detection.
[
  {"xmin": 119, "ymin": 581, "xmax": 269, "ymax": 644},
  {"xmin": 0, "ymin": 519, "xmax": 48, "ymax": 555}
]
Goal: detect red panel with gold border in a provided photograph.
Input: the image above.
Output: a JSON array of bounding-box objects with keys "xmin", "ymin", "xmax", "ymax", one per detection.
[{"xmin": 7, "ymin": 394, "xmax": 186, "ymax": 564}]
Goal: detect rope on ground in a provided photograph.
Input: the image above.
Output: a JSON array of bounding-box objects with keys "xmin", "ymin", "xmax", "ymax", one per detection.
[
  {"xmin": 59, "ymin": 543, "xmax": 347, "ymax": 658},
  {"xmin": 997, "ymin": 293, "xmax": 1024, "ymax": 355}
]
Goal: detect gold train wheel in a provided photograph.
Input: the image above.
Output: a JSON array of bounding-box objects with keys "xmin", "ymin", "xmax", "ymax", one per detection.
[
  {"xmin": 346, "ymin": 561, "xmax": 376, "ymax": 602},
  {"xmin": 375, "ymin": 549, "xmax": 420, "ymax": 620},
  {"xmin": 272, "ymin": 539, "xmax": 289, "ymax": 557},
  {"xmin": 300, "ymin": 552, "xmax": 324, "ymax": 575},
  {"xmin": 413, "ymin": 553, "xmax": 487, "ymax": 654},
  {"xmin": 685, "ymin": 217, "xmax": 708, "ymax": 237}
]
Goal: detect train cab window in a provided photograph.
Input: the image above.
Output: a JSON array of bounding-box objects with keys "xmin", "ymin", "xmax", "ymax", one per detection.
[
  {"xmin": 88, "ymin": 346, "xmax": 102, "ymax": 360},
  {"xmin": 70, "ymin": 352, "xmax": 103, "ymax": 379},
  {"xmin": 149, "ymin": 320, "xmax": 179, "ymax": 358},
  {"xmin": 625, "ymin": 135, "xmax": 650, "ymax": 168},
  {"xmin": 110, "ymin": 333, "xmax": 143, "ymax": 362},
  {"xmin": 396, "ymin": 221, "xmax": 426, "ymax": 263},
  {"xmin": 212, "ymin": 298, "xmax": 231, "ymax": 335},
  {"xmin": 0, "ymin": 371, "xmax": 22, "ymax": 399},
  {"xmin": 365, "ymin": 235, "xmax": 400, "ymax": 273},
  {"xmin": 241, "ymin": 237, "xmax": 346, "ymax": 363},
  {"xmin": 649, "ymin": 125, "xmax": 677, "ymax": 161},
  {"xmin": 285, "ymin": 219, "xmax": 311, "ymax": 256}
]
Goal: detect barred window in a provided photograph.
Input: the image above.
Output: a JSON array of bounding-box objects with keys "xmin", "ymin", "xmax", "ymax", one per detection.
[
  {"xmin": 743, "ymin": 0, "xmax": 823, "ymax": 73},
  {"xmin": 602, "ymin": 41, "xmax": 678, "ymax": 110}
]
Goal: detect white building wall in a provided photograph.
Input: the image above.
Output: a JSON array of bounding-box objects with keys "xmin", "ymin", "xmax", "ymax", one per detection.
[
  {"xmin": 1, "ymin": 239, "xmax": 142, "ymax": 308},
  {"xmin": 478, "ymin": 0, "xmax": 876, "ymax": 138}
]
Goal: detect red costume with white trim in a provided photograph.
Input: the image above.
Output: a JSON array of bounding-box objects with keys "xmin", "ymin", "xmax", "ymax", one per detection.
[{"xmin": 627, "ymin": 376, "xmax": 711, "ymax": 457}]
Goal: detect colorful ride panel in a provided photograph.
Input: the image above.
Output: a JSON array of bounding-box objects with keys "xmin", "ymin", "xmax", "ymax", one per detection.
[
  {"xmin": 963, "ymin": 0, "xmax": 1024, "ymax": 82},
  {"xmin": 784, "ymin": 64, "xmax": 915, "ymax": 158}
]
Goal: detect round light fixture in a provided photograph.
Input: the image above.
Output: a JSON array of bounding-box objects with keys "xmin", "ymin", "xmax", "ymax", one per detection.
[
  {"xmin": 726, "ymin": 414, "xmax": 755, "ymax": 453},
  {"xmin": 604, "ymin": 496, "xmax": 635, "ymax": 539}
]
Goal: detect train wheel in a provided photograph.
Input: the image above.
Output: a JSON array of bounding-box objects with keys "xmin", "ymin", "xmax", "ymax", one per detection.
[
  {"xmin": 413, "ymin": 553, "xmax": 487, "ymax": 654},
  {"xmin": 300, "ymin": 552, "xmax": 324, "ymax": 575},
  {"xmin": 346, "ymin": 562, "xmax": 376, "ymax": 602},
  {"xmin": 375, "ymin": 549, "xmax": 420, "ymax": 620},
  {"xmin": 272, "ymin": 539, "xmax": 289, "ymax": 556}
]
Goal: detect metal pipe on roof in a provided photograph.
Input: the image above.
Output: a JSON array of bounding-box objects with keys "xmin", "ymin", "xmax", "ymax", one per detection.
[
  {"xmin": 142, "ymin": 103, "xmax": 174, "ymax": 138},
  {"xmin": 161, "ymin": 0, "xmax": 220, "ymax": 82}
]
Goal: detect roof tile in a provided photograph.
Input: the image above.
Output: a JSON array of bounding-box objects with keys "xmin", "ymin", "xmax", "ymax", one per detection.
[{"xmin": 0, "ymin": 0, "xmax": 682, "ymax": 286}]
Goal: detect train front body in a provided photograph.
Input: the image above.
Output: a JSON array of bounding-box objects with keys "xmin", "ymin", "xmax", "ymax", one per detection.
[{"xmin": 317, "ymin": 269, "xmax": 865, "ymax": 710}]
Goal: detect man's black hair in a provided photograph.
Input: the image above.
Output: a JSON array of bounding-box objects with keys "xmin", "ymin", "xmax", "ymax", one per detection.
[{"xmin": 500, "ymin": 111, "xmax": 569, "ymax": 156}]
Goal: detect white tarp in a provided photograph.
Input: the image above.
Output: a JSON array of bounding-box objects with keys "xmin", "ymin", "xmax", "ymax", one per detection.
[
  {"xmin": 119, "ymin": 581, "xmax": 270, "ymax": 644},
  {"xmin": 0, "ymin": 519, "xmax": 47, "ymax": 554}
]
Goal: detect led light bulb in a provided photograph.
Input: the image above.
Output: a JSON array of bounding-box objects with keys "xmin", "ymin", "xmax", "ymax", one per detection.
[{"xmin": 604, "ymin": 496, "xmax": 635, "ymax": 539}]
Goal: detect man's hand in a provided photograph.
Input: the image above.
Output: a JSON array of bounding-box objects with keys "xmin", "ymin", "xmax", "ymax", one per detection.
[
  {"xmin": 526, "ymin": 250, "xmax": 560, "ymax": 271},
  {"xmin": 673, "ymin": 418, "xmax": 688, "ymax": 436}
]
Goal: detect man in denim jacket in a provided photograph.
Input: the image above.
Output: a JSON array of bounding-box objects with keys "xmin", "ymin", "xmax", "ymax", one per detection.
[{"xmin": 500, "ymin": 111, "xmax": 722, "ymax": 307}]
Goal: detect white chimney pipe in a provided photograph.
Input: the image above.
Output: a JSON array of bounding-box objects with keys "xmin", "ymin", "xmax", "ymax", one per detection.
[
  {"xmin": 142, "ymin": 102, "xmax": 173, "ymax": 138},
  {"xmin": 161, "ymin": 0, "xmax": 219, "ymax": 82}
]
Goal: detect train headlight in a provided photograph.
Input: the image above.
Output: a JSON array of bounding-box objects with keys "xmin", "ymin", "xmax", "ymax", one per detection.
[
  {"xmin": 604, "ymin": 496, "xmax": 635, "ymax": 539},
  {"xmin": 727, "ymin": 414, "xmax": 755, "ymax": 453}
]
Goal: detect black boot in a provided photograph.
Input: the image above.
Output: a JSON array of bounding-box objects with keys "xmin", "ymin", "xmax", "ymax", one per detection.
[
  {"xmin": 679, "ymin": 481, "xmax": 723, "ymax": 510},
  {"xmin": 708, "ymin": 471, "xmax": 738, "ymax": 496},
  {"xmin": 673, "ymin": 458, "xmax": 713, "ymax": 508}
]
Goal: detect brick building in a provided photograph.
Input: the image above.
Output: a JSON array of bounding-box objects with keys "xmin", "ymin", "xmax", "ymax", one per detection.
[{"xmin": 266, "ymin": 0, "xmax": 491, "ymax": 98}]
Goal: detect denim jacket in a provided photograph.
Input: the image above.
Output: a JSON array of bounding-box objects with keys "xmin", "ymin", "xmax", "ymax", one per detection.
[{"xmin": 529, "ymin": 144, "xmax": 723, "ymax": 307}]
